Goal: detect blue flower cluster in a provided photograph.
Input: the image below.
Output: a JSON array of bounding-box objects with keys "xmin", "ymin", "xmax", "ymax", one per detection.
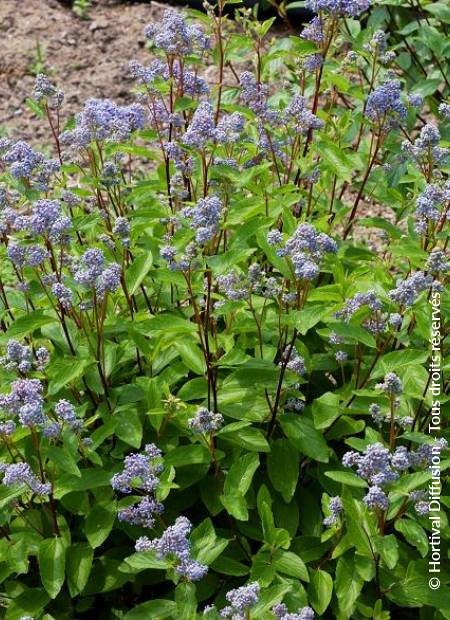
[
  {"xmin": 0, "ymin": 374, "xmax": 82, "ymax": 439},
  {"xmin": 182, "ymin": 195, "xmax": 224, "ymax": 244},
  {"xmin": 365, "ymin": 80, "xmax": 407, "ymax": 129},
  {"xmin": 144, "ymin": 9, "xmax": 210, "ymax": 55},
  {"xmin": 323, "ymin": 496, "xmax": 343, "ymax": 527},
  {"xmin": 343, "ymin": 439, "xmax": 448, "ymax": 512},
  {"xmin": 280, "ymin": 346, "xmax": 307, "ymax": 376},
  {"xmin": 272, "ymin": 603, "xmax": 315, "ymax": 620},
  {"xmin": 376, "ymin": 371, "xmax": 403, "ymax": 396},
  {"xmin": 269, "ymin": 223, "xmax": 337, "ymax": 281},
  {"xmin": 301, "ymin": 17, "xmax": 324, "ymax": 43},
  {"xmin": 369, "ymin": 403, "xmax": 413, "ymax": 430},
  {"xmin": 284, "ymin": 95, "xmax": 324, "ymax": 134},
  {"xmin": 305, "ymin": 0, "xmax": 371, "ymax": 17},
  {"xmin": 388, "ymin": 271, "xmax": 433, "ymax": 307},
  {"xmin": 188, "ymin": 407, "xmax": 224, "ymax": 434},
  {"xmin": 136, "ymin": 516, "xmax": 208, "ymax": 581},
  {"xmin": 111, "ymin": 444, "xmax": 164, "ymax": 529},
  {"xmin": 216, "ymin": 265, "xmax": 282, "ymax": 303},
  {"xmin": 0, "ymin": 462, "xmax": 51, "ymax": 496},
  {"xmin": 220, "ymin": 581, "xmax": 260, "ymax": 618},
  {"xmin": 402, "ymin": 124, "xmax": 449, "ymax": 168},
  {"xmin": 130, "ymin": 59, "xmax": 208, "ymax": 97},
  {"xmin": 33, "ymin": 73, "xmax": 64, "ymax": 108},
  {"xmin": 414, "ymin": 183, "xmax": 450, "ymax": 233},
  {"xmin": 183, "ymin": 102, "xmax": 244, "ymax": 149},
  {"xmin": 335, "ymin": 290, "xmax": 382, "ymax": 321},
  {"xmin": 60, "ymin": 99, "xmax": 145, "ymax": 149},
  {"xmin": 0, "ymin": 139, "xmax": 59, "ymax": 189},
  {"xmin": 74, "ymin": 249, "xmax": 121, "ymax": 299}
]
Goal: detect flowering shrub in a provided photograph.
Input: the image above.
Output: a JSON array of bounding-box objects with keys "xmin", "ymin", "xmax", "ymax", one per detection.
[{"xmin": 0, "ymin": 1, "xmax": 449, "ymax": 618}]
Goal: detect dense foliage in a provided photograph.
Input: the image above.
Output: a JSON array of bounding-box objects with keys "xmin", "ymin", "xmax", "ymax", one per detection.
[{"xmin": 0, "ymin": 1, "xmax": 449, "ymax": 618}]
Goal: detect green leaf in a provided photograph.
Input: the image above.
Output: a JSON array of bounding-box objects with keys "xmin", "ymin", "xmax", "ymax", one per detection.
[
  {"xmin": 175, "ymin": 582, "xmax": 197, "ymax": 620},
  {"xmin": 4, "ymin": 588, "xmax": 49, "ymax": 620},
  {"xmin": 318, "ymin": 139, "xmax": 354, "ymax": 179},
  {"xmin": 211, "ymin": 555, "xmax": 250, "ymax": 576},
  {"xmin": 377, "ymin": 534, "xmax": 399, "ymax": 570},
  {"xmin": 267, "ymin": 439, "xmax": 299, "ymax": 502},
  {"xmin": 0, "ymin": 311, "xmax": 57, "ymax": 342},
  {"xmin": 25, "ymin": 97, "xmax": 45, "ymax": 118},
  {"xmin": 325, "ymin": 470, "xmax": 367, "ymax": 488},
  {"xmin": 272, "ymin": 549, "xmax": 309, "ymax": 581},
  {"xmin": 66, "ymin": 543, "xmax": 93, "ymax": 597},
  {"xmin": 85, "ymin": 504, "xmax": 115, "ymax": 549},
  {"xmin": 164, "ymin": 444, "xmax": 211, "ymax": 467},
  {"xmin": 126, "ymin": 252, "xmax": 153, "ymax": 295},
  {"xmin": 224, "ymin": 452, "xmax": 260, "ymax": 496},
  {"xmin": 280, "ymin": 415, "xmax": 329, "ymax": 462},
  {"xmin": 358, "ymin": 217, "xmax": 402, "ymax": 239},
  {"xmin": 335, "ymin": 554, "xmax": 363, "ymax": 614},
  {"xmin": 425, "ymin": 2, "xmax": 450, "ymax": 21},
  {"xmin": 175, "ymin": 341, "xmax": 206, "ymax": 374},
  {"xmin": 292, "ymin": 305, "xmax": 329, "ymax": 335},
  {"xmin": 340, "ymin": 488, "xmax": 374, "ymax": 557},
  {"xmin": 372, "ymin": 349, "xmax": 429, "ymax": 379},
  {"xmin": 191, "ymin": 518, "xmax": 229, "ymax": 565},
  {"xmin": 47, "ymin": 446, "xmax": 81, "ymax": 477},
  {"xmin": 114, "ymin": 409, "xmax": 143, "ymax": 448},
  {"xmin": 395, "ymin": 519, "xmax": 428, "ymax": 557},
  {"xmin": 219, "ymin": 426, "xmax": 270, "ymax": 452},
  {"xmin": 312, "ymin": 392, "xmax": 340, "ymax": 429},
  {"xmin": 308, "ymin": 569, "xmax": 333, "ymax": 615},
  {"xmin": 120, "ymin": 551, "xmax": 169, "ymax": 573},
  {"xmin": 47, "ymin": 357, "xmax": 88, "ymax": 395},
  {"xmin": 142, "ymin": 314, "xmax": 197, "ymax": 334},
  {"xmin": 222, "ymin": 453, "xmax": 259, "ymax": 520},
  {"xmin": 124, "ymin": 600, "xmax": 177, "ymax": 620},
  {"xmin": 38, "ymin": 537, "xmax": 66, "ymax": 599}
]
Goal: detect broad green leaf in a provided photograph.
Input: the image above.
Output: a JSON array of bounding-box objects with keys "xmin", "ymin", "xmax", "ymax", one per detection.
[
  {"xmin": 175, "ymin": 341, "xmax": 206, "ymax": 374},
  {"xmin": 47, "ymin": 446, "xmax": 81, "ymax": 477},
  {"xmin": 38, "ymin": 537, "xmax": 66, "ymax": 599},
  {"xmin": 1, "ymin": 311, "xmax": 57, "ymax": 341},
  {"xmin": 318, "ymin": 139, "xmax": 354, "ymax": 179},
  {"xmin": 66, "ymin": 543, "xmax": 93, "ymax": 597},
  {"xmin": 114, "ymin": 409, "xmax": 143, "ymax": 449},
  {"xmin": 124, "ymin": 600, "xmax": 177, "ymax": 620},
  {"xmin": 4, "ymin": 588, "xmax": 49, "ymax": 620},
  {"xmin": 219, "ymin": 426, "xmax": 270, "ymax": 452},
  {"xmin": 191, "ymin": 518, "xmax": 229, "ymax": 565},
  {"xmin": 377, "ymin": 534, "xmax": 399, "ymax": 570},
  {"xmin": 312, "ymin": 392, "xmax": 340, "ymax": 429},
  {"xmin": 175, "ymin": 582, "xmax": 196, "ymax": 620},
  {"xmin": 395, "ymin": 519, "xmax": 428, "ymax": 557},
  {"xmin": 335, "ymin": 554, "xmax": 363, "ymax": 614},
  {"xmin": 325, "ymin": 470, "xmax": 367, "ymax": 488},
  {"xmin": 267, "ymin": 439, "xmax": 299, "ymax": 502},
  {"xmin": 47, "ymin": 357, "xmax": 88, "ymax": 395},
  {"xmin": 272, "ymin": 549, "xmax": 309, "ymax": 581},
  {"xmin": 85, "ymin": 504, "xmax": 115, "ymax": 549},
  {"xmin": 164, "ymin": 444, "xmax": 211, "ymax": 467},
  {"xmin": 308, "ymin": 569, "xmax": 333, "ymax": 615},
  {"xmin": 120, "ymin": 552, "xmax": 169, "ymax": 573},
  {"xmin": 280, "ymin": 415, "xmax": 329, "ymax": 462},
  {"xmin": 126, "ymin": 252, "xmax": 153, "ymax": 295},
  {"xmin": 372, "ymin": 349, "xmax": 429, "ymax": 379},
  {"xmin": 222, "ymin": 453, "xmax": 259, "ymax": 520},
  {"xmin": 211, "ymin": 556, "xmax": 250, "ymax": 576}
]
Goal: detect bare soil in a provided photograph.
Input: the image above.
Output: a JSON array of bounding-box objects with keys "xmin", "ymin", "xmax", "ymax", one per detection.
[{"xmin": 0, "ymin": 0, "xmax": 169, "ymax": 144}]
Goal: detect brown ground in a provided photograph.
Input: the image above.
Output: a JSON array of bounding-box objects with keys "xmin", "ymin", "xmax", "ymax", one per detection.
[
  {"xmin": 0, "ymin": 0, "xmax": 169, "ymax": 144},
  {"xmin": 0, "ymin": 0, "xmax": 390, "ymax": 242}
]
